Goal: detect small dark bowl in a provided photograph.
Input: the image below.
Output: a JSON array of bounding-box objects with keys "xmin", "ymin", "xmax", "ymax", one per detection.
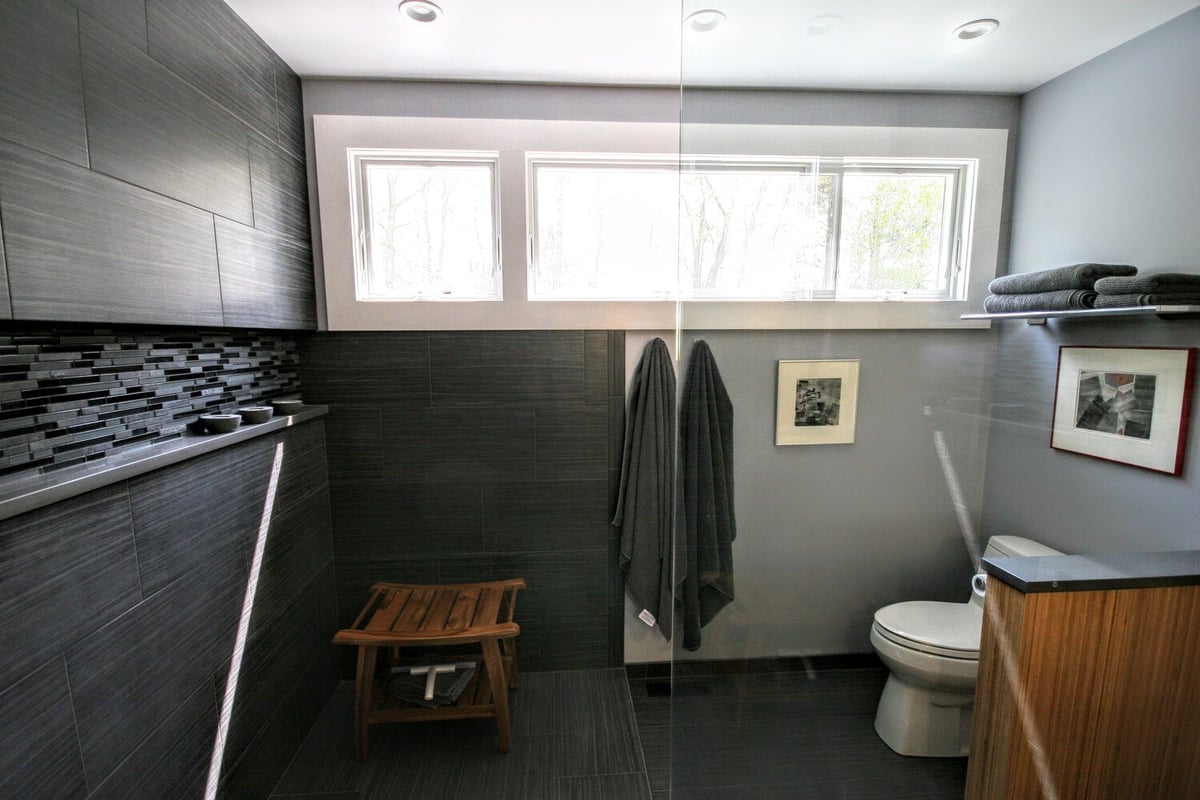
[
  {"xmin": 271, "ymin": 399, "xmax": 304, "ymax": 416},
  {"xmin": 239, "ymin": 406, "xmax": 274, "ymax": 424},
  {"xmin": 199, "ymin": 413, "xmax": 242, "ymax": 434}
]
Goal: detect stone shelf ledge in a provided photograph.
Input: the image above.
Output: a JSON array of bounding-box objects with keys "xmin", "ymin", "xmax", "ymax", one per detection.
[{"xmin": 0, "ymin": 405, "xmax": 327, "ymax": 522}]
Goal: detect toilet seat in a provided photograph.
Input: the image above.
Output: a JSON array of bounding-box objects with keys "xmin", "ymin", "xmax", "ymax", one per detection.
[{"xmin": 873, "ymin": 601, "xmax": 981, "ymax": 660}]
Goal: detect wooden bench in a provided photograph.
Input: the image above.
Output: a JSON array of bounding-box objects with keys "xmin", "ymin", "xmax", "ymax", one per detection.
[{"xmin": 333, "ymin": 578, "xmax": 525, "ymax": 760}]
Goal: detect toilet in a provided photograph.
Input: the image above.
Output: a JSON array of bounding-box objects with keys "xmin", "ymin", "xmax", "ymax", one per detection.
[{"xmin": 869, "ymin": 535, "xmax": 1064, "ymax": 757}]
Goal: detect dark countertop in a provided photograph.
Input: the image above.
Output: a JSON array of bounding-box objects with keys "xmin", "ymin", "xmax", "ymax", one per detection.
[
  {"xmin": 0, "ymin": 405, "xmax": 327, "ymax": 522},
  {"xmin": 983, "ymin": 550, "xmax": 1200, "ymax": 593}
]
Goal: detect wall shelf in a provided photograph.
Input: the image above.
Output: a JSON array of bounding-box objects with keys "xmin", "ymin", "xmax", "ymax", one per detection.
[
  {"xmin": 0, "ymin": 405, "xmax": 327, "ymax": 522},
  {"xmin": 961, "ymin": 305, "xmax": 1200, "ymax": 325}
]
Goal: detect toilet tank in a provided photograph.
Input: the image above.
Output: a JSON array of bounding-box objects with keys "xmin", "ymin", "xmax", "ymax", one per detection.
[
  {"xmin": 983, "ymin": 535, "xmax": 1065, "ymax": 559},
  {"xmin": 970, "ymin": 536, "xmax": 1066, "ymax": 607}
]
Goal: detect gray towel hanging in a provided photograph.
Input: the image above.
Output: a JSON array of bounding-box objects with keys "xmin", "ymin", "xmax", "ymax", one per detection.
[
  {"xmin": 612, "ymin": 338, "xmax": 678, "ymax": 640},
  {"xmin": 678, "ymin": 340, "xmax": 736, "ymax": 651}
]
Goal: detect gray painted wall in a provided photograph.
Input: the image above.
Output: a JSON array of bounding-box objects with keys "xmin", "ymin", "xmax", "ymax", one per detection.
[
  {"xmin": 627, "ymin": 329, "xmax": 996, "ymax": 661},
  {"xmin": 653, "ymin": 91, "xmax": 1020, "ymax": 662},
  {"xmin": 980, "ymin": 8, "xmax": 1200, "ymax": 555}
]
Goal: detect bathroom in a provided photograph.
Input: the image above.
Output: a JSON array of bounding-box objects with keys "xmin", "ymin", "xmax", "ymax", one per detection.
[{"xmin": 0, "ymin": 1, "xmax": 1197, "ymax": 798}]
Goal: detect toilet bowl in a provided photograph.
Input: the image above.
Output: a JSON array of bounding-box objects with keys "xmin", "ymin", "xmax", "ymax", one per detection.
[{"xmin": 870, "ymin": 535, "xmax": 1063, "ymax": 757}]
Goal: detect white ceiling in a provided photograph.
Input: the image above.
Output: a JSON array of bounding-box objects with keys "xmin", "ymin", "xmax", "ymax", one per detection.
[{"xmin": 225, "ymin": 0, "xmax": 1200, "ymax": 93}]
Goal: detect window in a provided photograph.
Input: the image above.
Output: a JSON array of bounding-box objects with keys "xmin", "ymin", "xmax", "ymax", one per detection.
[
  {"xmin": 529, "ymin": 157, "xmax": 679, "ymax": 300},
  {"xmin": 349, "ymin": 149, "xmax": 500, "ymax": 301},
  {"xmin": 678, "ymin": 158, "xmax": 833, "ymax": 300},
  {"xmin": 831, "ymin": 162, "xmax": 967, "ymax": 300},
  {"xmin": 529, "ymin": 155, "xmax": 974, "ymax": 301},
  {"xmin": 315, "ymin": 116, "xmax": 1007, "ymax": 330}
]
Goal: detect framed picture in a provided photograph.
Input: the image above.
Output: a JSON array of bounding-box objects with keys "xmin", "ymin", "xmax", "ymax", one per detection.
[
  {"xmin": 1051, "ymin": 346, "xmax": 1196, "ymax": 475},
  {"xmin": 775, "ymin": 359, "xmax": 860, "ymax": 445}
]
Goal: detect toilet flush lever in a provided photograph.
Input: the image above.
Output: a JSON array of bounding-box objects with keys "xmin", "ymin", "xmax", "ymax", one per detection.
[{"xmin": 971, "ymin": 573, "xmax": 988, "ymax": 599}]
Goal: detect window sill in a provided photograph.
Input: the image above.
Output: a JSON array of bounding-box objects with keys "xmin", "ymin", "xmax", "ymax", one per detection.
[{"xmin": 682, "ymin": 299, "xmax": 991, "ymax": 330}]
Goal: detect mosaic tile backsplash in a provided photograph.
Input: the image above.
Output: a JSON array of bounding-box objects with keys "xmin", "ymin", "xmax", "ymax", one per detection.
[{"xmin": 0, "ymin": 324, "xmax": 301, "ymax": 477}]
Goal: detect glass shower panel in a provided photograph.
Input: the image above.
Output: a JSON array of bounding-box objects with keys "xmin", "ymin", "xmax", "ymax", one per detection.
[{"xmin": 665, "ymin": 7, "xmax": 1001, "ymax": 798}]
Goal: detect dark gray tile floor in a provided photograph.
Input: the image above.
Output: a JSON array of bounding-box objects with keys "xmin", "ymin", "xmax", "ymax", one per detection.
[
  {"xmin": 630, "ymin": 664, "xmax": 968, "ymax": 799},
  {"xmin": 269, "ymin": 669, "xmax": 652, "ymax": 800},
  {"xmin": 271, "ymin": 664, "xmax": 966, "ymax": 800}
]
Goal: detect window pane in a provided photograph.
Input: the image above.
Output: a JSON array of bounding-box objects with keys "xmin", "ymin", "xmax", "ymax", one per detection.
[
  {"xmin": 680, "ymin": 170, "xmax": 834, "ymax": 298},
  {"xmin": 531, "ymin": 165, "xmax": 678, "ymax": 300},
  {"xmin": 361, "ymin": 160, "xmax": 498, "ymax": 300},
  {"xmin": 835, "ymin": 173, "xmax": 950, "ymax": 296},
  {"xmin": 528, "ymin": 159, "xmax": 965, "ymax": 302}
]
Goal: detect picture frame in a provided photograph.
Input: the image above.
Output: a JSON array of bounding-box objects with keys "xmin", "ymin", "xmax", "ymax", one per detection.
[
  {"xmin": 1051, "ymin": 346, "xmax": 1196, "ymax": 475},
  {"xmin": 775, "ymin": 359, "xmax": 860, "ymax": 446}
]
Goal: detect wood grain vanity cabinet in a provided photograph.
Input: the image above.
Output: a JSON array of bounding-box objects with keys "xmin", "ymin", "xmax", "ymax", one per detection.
[{"xmin": 965, "ymin": 551, "xmax": 1200, "ymax": 800}]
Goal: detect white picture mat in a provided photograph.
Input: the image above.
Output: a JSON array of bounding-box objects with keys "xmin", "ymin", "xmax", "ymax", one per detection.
[
  {"xmin": 1051, "ymin": 346, "xmax": 1193, "ymax": 474},
  {"xmin": 775, "ymin": 359, "xmax": 860, "ymax": 445}
]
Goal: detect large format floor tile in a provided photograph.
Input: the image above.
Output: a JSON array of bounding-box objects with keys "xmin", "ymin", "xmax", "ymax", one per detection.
[
  {"xmin": 271, "ymin": 665, "xmax": 965, "ymax": 800},
  {"xmin": 630, "ymin": 665, "xmax": 968, "ymax": 799},
  {"xmin": 270, "ymin": 670, "xmax": 651, "ymax": 800}
]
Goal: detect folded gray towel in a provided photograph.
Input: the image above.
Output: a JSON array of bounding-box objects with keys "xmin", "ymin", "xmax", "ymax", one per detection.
[
  {"xmin": 984, "ymin": 290, "xmax": 1097, "ymax": 313},
  {"xmin": 1094, "ymin": 273, "xmax": 1200, "ymax": 294},
  {"xmin": 1094, "ymin": 293, "xmax": 1200, "ymax": 308},
  {"xmin": 988, "ymin": 264, "xmax": 1137, "ymax": 295}
]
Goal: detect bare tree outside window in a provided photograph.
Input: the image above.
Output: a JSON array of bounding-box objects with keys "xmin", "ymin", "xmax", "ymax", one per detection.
[
  {"xmin": 679, "ymin": 170, "xmax": 834, "ymax": 298},
  {"xmin": 359, "ymin": 158, "xmax": 499, "ymax": 300},
  {"xmin": 525, "ymin": 156, "xmax": 972, "ymax": 301},
  {"xmin": 531, "ymin": 165, "xmax": 678, "ymax": 299}
]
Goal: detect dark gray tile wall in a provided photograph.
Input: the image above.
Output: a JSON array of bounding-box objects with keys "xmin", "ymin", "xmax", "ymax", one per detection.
[
  {"xmin": 0, "ymin": 142, "xmax": 226, "ymax": 327},
  {"xmin": 299, "ymin": 330, "xmax": 626, "ymax": 674},
  {"xmin": 273, "ymin": 59, "xmax": 306, "ymax": 160},
  {"xmin": 0, "ymin": 420, "xmax": 338, "ymax": 800},
  {"xmin": 0, "ymin": 3, "xmax": 327, "ymax": 799},
  {"xmin": 0, "ymin": 0, "xmax": 90, "ymax": 166},
  {"xmin": 0, "ymin": 0, "xmax": 315, "ymax": 330},
  {"xmin": 215, "ymin": 219, "xmax": 317, "ymax": 330},
  {"xmin": 0, "ymin": 323, "xmax": 301, "ymax": 477},
  {"xmin": 145, "ymin": 0, "xmax": 280, "ymax": 141},
  {"xmin": 79, "ymin": 14, "xmax": 255, "ymax": 225},
  {"xmin": 71, "ymin": 0, "xmax": 149, "ymax": 48},
  {"xmin": 0, "ymin": 484, "xmax": 142, "ymax": 690}
]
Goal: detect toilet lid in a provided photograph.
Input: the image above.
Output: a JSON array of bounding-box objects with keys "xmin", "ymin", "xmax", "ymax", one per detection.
[{"xmin": 873, "ymin": 601, "xmax": 981, "ymax": 657}]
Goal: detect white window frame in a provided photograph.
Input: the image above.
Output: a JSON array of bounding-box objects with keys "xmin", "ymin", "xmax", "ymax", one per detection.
[
  {"xmin": 526, "ymin": 153, "xmax": 682, "ymax": 301},
  {"xmin": 312, "ymin": 115, "xmax": 1007, "ymax": 330},
  {"xmin": 676, "ymin": 123, "xmax": 1006, "ymax": 330},
  {"xmin": 348, "ymin": 148, "xmax": 502, "ymax": 301},
  {"xmin": 818, "ymin": 157, "xmax": 976, "ymax": 302},
  {"xmin": 527, "ymin": 153, "xmax": 976, "ymax": 303}
]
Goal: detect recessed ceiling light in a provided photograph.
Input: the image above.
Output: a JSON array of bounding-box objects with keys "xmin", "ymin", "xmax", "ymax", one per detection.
[
  {"xmin": 805, "ymin": 14, "xmax": 843, "ymax": 36},
  {"xmin": 685, "ymin": 9, "xmax": 726, "ymax": 33},
  {"xmin": 398, "ymin": 0, "xmax": 442, "ymax": 23},
  {"xmin": 953, "ymin": 18, "xmax": 999, "ymax": 40}
]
